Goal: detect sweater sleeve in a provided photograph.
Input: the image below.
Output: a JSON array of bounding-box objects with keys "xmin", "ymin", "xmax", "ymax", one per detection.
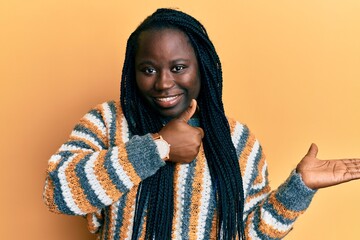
[
  {"xmin": 43, "ymin": 101, "xmax": 166, "ymax": 216},
  {"xmin": 229, "ymin": 119, "xmax": 316, "ymax": 239}
]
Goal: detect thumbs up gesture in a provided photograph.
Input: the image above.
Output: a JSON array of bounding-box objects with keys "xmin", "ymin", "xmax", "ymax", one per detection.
[
  {"xmin": 159, "ymin": 99, "xmax": 204, "ymax": 163},
  {"xmin": 296, "ymin": 143, "xmax": 360, "ymax": 189}
]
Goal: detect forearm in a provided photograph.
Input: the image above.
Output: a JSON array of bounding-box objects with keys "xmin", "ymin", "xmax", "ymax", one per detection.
[
  {"xmin": 43, "ymin": 133, "xmax": 166, "ymax": 215},
  {"xmin": 244, "ymin": 170, "xmax": 316, "ymax": 239}
]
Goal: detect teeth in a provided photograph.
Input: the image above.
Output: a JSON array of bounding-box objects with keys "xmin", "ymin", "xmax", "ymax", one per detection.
[{"xmin": 156, "ymin": 96, "xmax": 178, "ymax": 102}]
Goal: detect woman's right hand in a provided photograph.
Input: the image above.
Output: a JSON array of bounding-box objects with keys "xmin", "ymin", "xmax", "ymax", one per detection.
[{"xmin": 159, "ymin": 99, "xmax": 204, "ymax": 163}]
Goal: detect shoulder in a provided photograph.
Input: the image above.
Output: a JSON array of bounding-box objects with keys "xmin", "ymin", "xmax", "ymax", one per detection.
[
  {"xmin": 88, "ymin": 100, "xmax": 123, "ymax": 117},
  {"xmin": 83, "ymin": 100, "xmax": 124, "ymax": 127},
  {"xmin": 226, "ymin": 116, "xmax": 250, "ymax": 136},
  {"xmin": 226, "ymin": 116, "xmax": 262, "ymax": 153}
]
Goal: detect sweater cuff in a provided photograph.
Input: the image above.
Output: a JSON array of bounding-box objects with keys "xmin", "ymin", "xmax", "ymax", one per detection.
[
  {"xmin": 125, "ymin": 133, "xmax": 166, "ymax": 179},
  {"xmin": 275, "ymin": 170, "xmax": 317, "ymax": 212}
]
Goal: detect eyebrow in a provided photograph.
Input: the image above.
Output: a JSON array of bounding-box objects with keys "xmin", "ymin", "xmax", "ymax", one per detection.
[{"xmin": 137, "ymin": 58, "xmax": 191, "ymax": 66}]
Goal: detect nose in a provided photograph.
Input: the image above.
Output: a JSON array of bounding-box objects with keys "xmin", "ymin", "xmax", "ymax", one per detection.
[{"xmin": 154, "ymin": 70, "xmax": 175, "ymax": 91}]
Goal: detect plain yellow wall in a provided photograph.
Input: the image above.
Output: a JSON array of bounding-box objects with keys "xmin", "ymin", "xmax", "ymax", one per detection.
[{"xmin": 1, "ymin": 1, "xmax": 359, "ymax": 239}]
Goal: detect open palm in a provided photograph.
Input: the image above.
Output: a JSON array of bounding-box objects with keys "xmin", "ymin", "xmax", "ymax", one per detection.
[{"xmin": 296, "ymin": 143, "xmax": 360, "ymax": 189}]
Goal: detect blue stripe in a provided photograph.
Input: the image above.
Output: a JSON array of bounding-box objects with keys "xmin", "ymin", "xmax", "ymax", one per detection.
[
  {"xmin": 89, "ymin": 109, "xmax": 106, "ymax": 128},
  {"xmin": 75, "ymin": 153, "xmax": 105, "ymax": 208},
  {"xmin": 104, "ymin": 148, "xmax": 129, "ymax": 193},
  {"xmin": 50, "ymin": 153, "xmax": 75, "ymax": 215},
  {"xmin": 113, "ymin": 194, "xmax": 127, "ymax": 240},
  {"xmin": 203, "ymin": 181, "xmax": 217, "ymax": 239},
  {"xmin": 125, "ymin": 134, "xmax": 166, "ymax": 179},
  {"xmin": 107, "ymin": 101, "xmax": 117, "ymax": 146},
  {"xmin": 262, "ymin": 199, "xmax": 294, "ymax": 225},
  {"xmin": 74, "ymin": 124, "xmax": 107, "ymax": 149},
  {"xmin": 102, "ymin": 206, "xmax": 111, "ymax": 240},
  {"xmin": 66, "ymin": 140, "xmax": 94, "ymax": 151},
  {"xmin": 246, "ymin": 147, "xmax": 264, "ymax": 196},
  {"xmin": 252, "ymin": 207, "xmax": 279, "ymax": 240},
  {"xmin": 235, "ymin": 125, "xmax": 250, "ymax": 159},
  {"xmin": 180, "ymin": 161, "xmax": 196, "ymax": 238}
]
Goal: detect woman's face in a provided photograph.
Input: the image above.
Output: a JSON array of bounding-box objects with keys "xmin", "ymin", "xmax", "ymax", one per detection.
[{"xmin": 135, "ymin": 28, "xmax": 201, "ymax": 118}]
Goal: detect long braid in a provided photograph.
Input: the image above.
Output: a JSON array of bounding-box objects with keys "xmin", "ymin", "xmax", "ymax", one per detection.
[{"xmin": 121, "ymin": 8, "xmax": 245, "ymax": 239}]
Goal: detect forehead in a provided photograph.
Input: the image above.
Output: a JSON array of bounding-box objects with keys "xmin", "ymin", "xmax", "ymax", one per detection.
[{"xmin": 135, "ymin": 28, "xmax": 196, "ymax": 60}]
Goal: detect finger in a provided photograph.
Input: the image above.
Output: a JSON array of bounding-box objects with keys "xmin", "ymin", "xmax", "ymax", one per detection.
[
  {"xmin": 306, "ymin": 143, "xmax": 318, "ymax": 158},
  {"xmin": 177, "ymin": 99, "xmax": 197, "ymax": 122},
  {"xmin": 195, "ymin": 127, "xmax": 204, "ymax": 139}
]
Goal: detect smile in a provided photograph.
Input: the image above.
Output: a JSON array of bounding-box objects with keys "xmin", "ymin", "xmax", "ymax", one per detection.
[{"xmin": 153, "ymin": 94, "xmax": 183, "ymax": 108}]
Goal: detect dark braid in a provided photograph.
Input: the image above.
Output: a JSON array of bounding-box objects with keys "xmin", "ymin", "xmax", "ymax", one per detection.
[{"xmin": 121, "ymin": 8, "xmax": 246, "ymax": 239}]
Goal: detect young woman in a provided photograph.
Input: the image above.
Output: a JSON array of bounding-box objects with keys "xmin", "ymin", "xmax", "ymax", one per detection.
[{"xmin": 43, "ymin": 8, "xmax": 360, "ymax": 239}]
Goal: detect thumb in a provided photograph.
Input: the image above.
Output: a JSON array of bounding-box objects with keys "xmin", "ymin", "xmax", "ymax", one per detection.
[
  {"xmin": 177, "ymin": 99, "xmax": 197, "ymax": 122},
  {"xmin": 305, "ymin": 143, "xmax": 318, "ymax": 158}
]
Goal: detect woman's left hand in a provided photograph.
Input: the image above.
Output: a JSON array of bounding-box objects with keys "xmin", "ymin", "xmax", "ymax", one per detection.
[{"xmin": 296, "ymin": 143, "xmax": 360, "ymax": 189}]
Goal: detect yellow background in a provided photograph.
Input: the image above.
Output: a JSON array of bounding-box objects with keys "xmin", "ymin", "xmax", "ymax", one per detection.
[{"xmin": 1, "ymin": 1, "xmax": 359, "ymax": 239}]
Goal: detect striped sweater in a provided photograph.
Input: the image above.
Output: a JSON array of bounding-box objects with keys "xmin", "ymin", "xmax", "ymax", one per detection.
[{"xmin": 43, "ymin": 101, "xmax": 316, "ymax": 239}]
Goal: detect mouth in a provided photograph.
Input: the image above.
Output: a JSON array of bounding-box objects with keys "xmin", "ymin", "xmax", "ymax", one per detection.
[{"xmin": 153, "ymin": 94, "xmax": 183, "ymax": 108}]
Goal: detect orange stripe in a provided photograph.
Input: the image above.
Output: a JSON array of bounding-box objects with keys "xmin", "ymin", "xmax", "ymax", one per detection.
[
  {"xmin": 171, "ymin": 163, "xmax": 181, "ymax": 239},
  {"xmin": 114, "ymin": 101, "xmax": 124, "ymax": 147},
  {"xmin": 258, "ymin": 216, "xmax": 290, "ymax": 238},
  {"xmin": 245, "ymin": 185, "xmax": 271, "ymax": 205},
  {"xmin": 93, "ymin": 151, "xmax": 122, "ymax": 201},
  {"xmin": 227, "ymin": 117, "xmax": 237, "ymax": 134},
  {"xmin": 48, "ymin": 161, "xmax": 60, "ymax": 172},
  {"xmin": 113, "ymin": 103, "xmax": 142, "ymax": 185},
  {"xmin": 268, "ymin": 192, "xmax": 304, "ymax": 220},
  {"xmin": 239, "ymin": 132, "xmax": 256, "ymax": 177},
  {"xmin": 139, "ymin": 215, "xmax": 147, "ymax": 240},
  {"xmin": 245, "ymin": 211, "xmax": 255, "ymax": 239},
  {"xmin": 107, "ymin": 204, "xmax": 115, "ymax": 240},
  {"xmin": 43, "ymin": 177, "xmax": 60, "ymax": 213},
  {"xmin": 209, "ymin": 211, "xmax": 218, "ymax": 239},
  {"xmin": 65, "ymin": 153, "xmax": 98, "ymax": 213},
  {"xmin": 117, "ymin": 136, "xmax": 141, "ymax": 185},
  {"xmin": 253, "ymin": 153, "xmax": 266, "ymax": 185},
  {"xmin": 79, "ymin": 117, "xmax": 108, "ymax": 147},
  {"xmin": 119, "ymin": 186, "xmax": 138, "ymax": 239},
  {"xmin": 86, "ymin": 213, "xmax": 99, "ymax": 233},
  {"xmin": 69, "ymin": 135, "xmax": 100, "ymax": 152},
  {"xmin": 188, "ymin": 146, "xmax": 206, "ymax": 239}
]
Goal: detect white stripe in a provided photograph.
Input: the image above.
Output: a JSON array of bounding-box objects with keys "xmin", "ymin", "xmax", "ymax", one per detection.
[
  {"xmin": 173, "ymin": 164, "xmax": 190, "ymax": 239},
  {"xmin": 248, "ymin": 214, "xmax": 260, "ymax": 240},
  {"xmin": 84, "ymin": 152, "xmax": 113, "ymax": 205},
  {"xmin": 243, "ymin": 140, "xmax": 260, "ymax": 197},
  {"xmin": 109, "ymin": 201, "xmax": 120, "ymax": 240},
  {"xmin": 244, "ymin": 193, "xmax": 269, "ymax": 213},
  {"xmin": 84, "ymin": 112, "xmax": 106, "ymax": 136},
  {"xmin": 261, "ymin": 208, "xmax": 292, "ymax": 232},
  {"xmin": 110, "ymin": 147, "xmax": 133, "ymax": 189},
  {"xmin": 57, "ymin": 154, "xmax": 85, "ymax": 215},
  {"xmin": 125, "ymin": 204, "xmax": 136, "ymax": 240},
  {"xmin": 91, "ymin": 213, "xmax": 101, "ymax": 230},
  {"xmin": 231, "ymin": 122, "xmax": 244, "ymax": 147},
  {"xmin": 71, "ymin": 130, "xmax": 102, "ymax": 150},
  {"xmin": 59, "ymin": 144, "xmax": 86, "ymax": 152},
  {"xmin": 121, "ymin": 115, "xmax": 130, "ymax": 143},
  {"xmin": 102, "ymin": 102, "xmax": 113, "ymax": 138},
  {"xmin": 49, "ymin": 154, "xmax": 61, "ymax": 163},
  {"xmin": 196, "ymin": 160, "xmax": 212, "ymax": 240},
  {"xmin": 252, "ymin": 162, "xmax": 268, "ymax": 190}
]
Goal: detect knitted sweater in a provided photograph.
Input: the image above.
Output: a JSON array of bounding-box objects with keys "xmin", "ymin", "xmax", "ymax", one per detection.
[{"xmin": 43, "ymin": 101, "xmax": 316, "ymax": 240}]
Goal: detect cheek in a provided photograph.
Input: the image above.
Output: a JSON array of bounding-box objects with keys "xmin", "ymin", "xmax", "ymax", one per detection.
[
  {"xmin": 189, "ymin": 75, "xmax": 201, "ymax": 98},
  {"xmin": 135, "ymin": 75, "xmax": 151, "ymax": 94}
]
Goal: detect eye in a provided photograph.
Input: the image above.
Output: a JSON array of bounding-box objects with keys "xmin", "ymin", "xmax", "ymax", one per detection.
[
  {"xmin": 172, "ymin": 65, "xmax": 186, "ymax": 73},
  {"xmin": 141, "ymin": 67, "xmax": 156, "ymax": 75}
]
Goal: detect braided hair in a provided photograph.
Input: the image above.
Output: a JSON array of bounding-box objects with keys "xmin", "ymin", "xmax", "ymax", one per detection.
[{"xmin": 121, "ymin": 8, "xmax": 246, "ymax": 239}]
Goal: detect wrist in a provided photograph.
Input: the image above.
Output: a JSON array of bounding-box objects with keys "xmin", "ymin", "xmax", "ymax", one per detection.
[{"xmin": 152, "ymin": 133, "xmax": 171, "ymax": 161}]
